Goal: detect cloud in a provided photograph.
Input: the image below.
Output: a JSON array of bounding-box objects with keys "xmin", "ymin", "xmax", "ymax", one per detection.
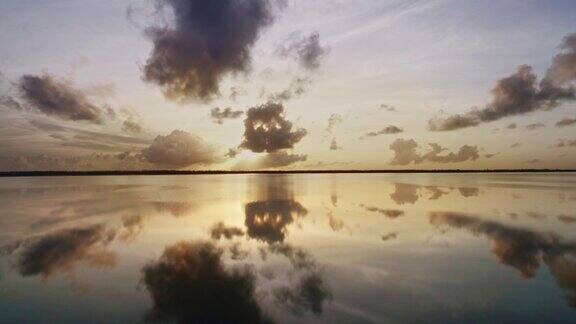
[
  {"xmin": 390, "ymin": 183, "xmax": 419, "ymax": 205},
  {"xmin": 267, "ymin": 76, "xmax": 311, "ymax": 102},
  {"xmin": 524, "ymin": 123, "xmax": 545, "ymax": 131},
  {"xmin": 429, "ymin": 33, "xmax": 576, "ymax": 131},
  {"xmin": 361, "ymin": 205, "xmax": 404, "ymax": 218},
  {"xmin": 430, "ymin": 211, "xmax": 576, "ymax": 307},
  {"xmin": 557, "ymin": 117, "xmax": 576, "ymax": 127},
  {"xmin": 276, "ymin": 32, "xmax": 329, "ymax": 71},
  {"xmin": 365, "ymin": 125, "xmax": 403, "ymax": 137},
  {"xmin": 524, "ymin": 159, "xmax": 541, "ymax": 164},
  {"xmin": 210, "ymin": 107, "xmax": 244, "ymax": 124},
  {"xmin": 122, "ymin": 119, "xmax": 144, "ymax": 134},
  {"xmin": 239, "ymin": 102, "xmax": 307, "ymax": 153},
  {"xmin": 329, "ymin": 138, "xmax": 342, "ymax": 151},
  {"xmin": 266, "ymin": 243, "xmax": 332, "ymax": 315},
  {"xmin": 16, "ymin": 224, "xmax": 116, "ymax": 278},
  {"xmin": 511, "ymin": 142, "xmax": 521, "ymax": 148},
  {"xmin": 18, "ymin": 74, "xmax": 109, "ymax": 124},
  {"xmin": 210, "ymin": 222, "xmax": 245, "ymax": 240},
  {"xmin": 142, "ymin": 130, "xmax": 221, "ymax": 168},
  {"xmin": 389, "ymin": 139, "xmax": 480, "ymax": 165},
  {"xmin": 326, "ymin": 113, "xmax": 342, "ymax": 134},
  {"xmin": 380, "ymin": 104, "xmax": 396, "ymax": 112},
  {"xmin": 142, "ymin": 0, "xmax": 279, "ymax": 102},
  {"xmin": 506, "ymin": 123, "xmax": 517, "ymax": 129},
  {"xmin": 245, "ymin": 200, "xmax": 307, "ymax": 244},
  {"xmin": 381, "ymin": 232, "xmax": 398, "ymax": 241},
  {"xmin": 550, "ymin": 139, "xmax": 576, "ymax": 148},
  {"xmin": 226, "ymin": 148, "xmax": 242, "ymax": 158},
  {"xmin": 141, "ymin": 241, "xmax": 271, "ymax": 323}
]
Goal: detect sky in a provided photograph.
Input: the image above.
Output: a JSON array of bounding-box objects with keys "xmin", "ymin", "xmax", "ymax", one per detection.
[{"xmin": 0, "ymin": 0, "xmax": 575, "ymax": 171}]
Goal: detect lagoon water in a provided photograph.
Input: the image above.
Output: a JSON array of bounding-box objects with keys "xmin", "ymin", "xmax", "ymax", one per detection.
[{"xmin": 1, "ymin": 173, "xmax": 576, "ymax": 323}]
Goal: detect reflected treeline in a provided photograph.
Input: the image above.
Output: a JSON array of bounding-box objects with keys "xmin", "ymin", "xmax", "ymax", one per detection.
[
  {"xmin": 141, "ymin": 241, "xmax": 273, "ymax": 324},
  {"xmin": 390, "ymin": 183, "xmax": 480, "ymax": 205},
  {"xmin": 431, "ymin": 211, "xmax": 576, "ymax": 307}
]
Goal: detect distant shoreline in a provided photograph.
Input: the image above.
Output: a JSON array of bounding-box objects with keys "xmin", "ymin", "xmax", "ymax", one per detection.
[{"xmin": 0, "ymin": 169, "xmax": 575, "ymax": 177}]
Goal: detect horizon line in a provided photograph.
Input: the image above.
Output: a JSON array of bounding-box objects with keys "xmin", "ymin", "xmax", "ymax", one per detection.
[{"xmin": 1, "ymin": 169, "xmax": 575, "ymax": 177}]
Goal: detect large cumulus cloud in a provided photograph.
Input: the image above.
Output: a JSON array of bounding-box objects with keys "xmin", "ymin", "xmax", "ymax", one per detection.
[
  {"xmin": 239, "ymin": 102, "xmax": 307, "ymax": 153},
  {"xmin": 142, "ymin": 130, "xmax": 221, "ymax": 168},
  {"xmin": 389, "ymin": 139, "xmax": 480, "ymax": 165},
  {"xmin": 429, "ymin": 33, "xmax": 576, "ymax": 131},
  {"xmin": 142, "ymin": 0, "xmax": 279, "ymax": 102}
]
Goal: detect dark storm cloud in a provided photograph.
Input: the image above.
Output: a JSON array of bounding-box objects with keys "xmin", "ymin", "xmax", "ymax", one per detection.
[
  {"xmin": 210, "ymin": 222, "xmax": 245, "ymax": 240},
  {"xmin": 142, "ymin": 130, "xmax": 221, "ymax": 168},
  {"xmin": 210, "ymin": 107, "xmax": 244, "ymax": 124},
  {"xmin": 276, "ymin": 32, "xmax": 329, "ymax": 71},
  {"xmin": 17, "ymin": 224, "xmax": 117, "ymax": 278},
  {"xmin": 429, "ymin": 33, "xmax": 576, "ymax": 132},
  {"xmin": 141, "ymin": 241, "xmax": 272, "ymax": 323},
  {"xmin": 389, "ymin": 139, "xmax": 480, "ymax": 165},
  {"xmin": 239, "ymin": 102, "xmax": 307, "ymax": 153},
  {"xmin": 365, "ymin": 125, "xmax": 403, "ymax": 137},
  {"xmin": 244, "ymin": 200, "xmax": 308, "ymax": 244},
  {"xmin": 142, "ymin": 0, "xmax": 278, "ymax": 102},
  {"xmin": 556, "ymin": 117, "xmax": 576, "ymax": 127},
  {"xmin": 430, "ymin": 211, "xmax": 576, "ymax": 307},
  {"xmin": 18, "ymin": 74, "xmax": 109, "ymax": 123}
]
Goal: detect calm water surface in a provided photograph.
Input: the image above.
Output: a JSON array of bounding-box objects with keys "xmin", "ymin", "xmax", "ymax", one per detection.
[{"xmin": 1, "ymin": 173, "xmax": 576, "ymax": 323}]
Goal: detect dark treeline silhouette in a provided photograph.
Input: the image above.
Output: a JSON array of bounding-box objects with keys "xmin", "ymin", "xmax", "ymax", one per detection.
[{"xmin": 0, "ymin": 169, "xmax": 575, "ymax": 177}]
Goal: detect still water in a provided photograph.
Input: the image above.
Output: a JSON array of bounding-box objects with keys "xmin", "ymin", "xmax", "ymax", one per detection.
[{"xmin": 1, "ymin": 173, "xmax": 576, "ymax": 323}]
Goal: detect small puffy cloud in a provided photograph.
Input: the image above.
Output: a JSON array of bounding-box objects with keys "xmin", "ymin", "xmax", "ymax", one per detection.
[
  {"xmin": 326, "ymin": 113, "xmax": 342, "ymax": 134},
  {"xmin": 239, "ymin": 102, "xmax": 307, "ymax": 153},
  {"xmin": 122, "ymin": 119, "xmax": 144, "ymax": 134},
  {"xmin": 210, "ymin": 222, "xmax": 245, "ymax": 240},
  {"xmin": 365, "ymin": 125, "xmax": 403, "ymax": 137},
  {"xmin": 389, "ymin": 138, "xmax": 480, "ymax": 165},
  {"xmin": 329, "ymin": 138, "xmax": 342, "ymax": 151},
  {"xmin": 525, "ymin": 123, "xmax": 545, "ymax": 131},
  {"xmin": 142, "ymin": 130, "xmax": 221, "ymax": 168},
  {"xmin": 267, "ymin": 76, "xmax": 311, "ymax": 102},
  {"xmin": 18, "ymin": 74, "xmax": 108, "ymax": 123},
  {"xmin": 557, "ymin": 117, "xmax": 576, "ymax": 127},
  {"xmin": 506, "ymin": 123, "xmax": 518, "ymax": 129},
  {"xmin": 142, "ymin": 0, "xmax": 279, "ymax": 102},
  {"xmin": 276, "ymin": 32, "xmax": 328, "ymax": 71},
  {"xmin": 380, "ymin": 104, "xmax": 396, "ymax": 112},
  {"xmin": 210, "ymin": 107, "xmax": 244, "ymax": 125}
]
